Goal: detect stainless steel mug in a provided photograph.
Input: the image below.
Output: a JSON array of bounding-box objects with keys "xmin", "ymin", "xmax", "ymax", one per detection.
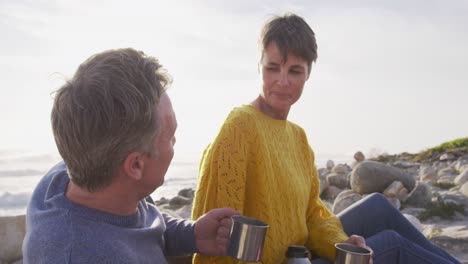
[
  {"xmin": 334, "ymin": 243, "xmax": 373, "ymax": 264},
  {"xmin": 227, "ymin": 215, "xmax": 269, "ymax": 262}
]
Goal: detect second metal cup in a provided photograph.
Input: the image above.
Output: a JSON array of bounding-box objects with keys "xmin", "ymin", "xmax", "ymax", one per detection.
[{"xmin": 334, "ymin": 243, "xmax": 373, "ymax": 264}]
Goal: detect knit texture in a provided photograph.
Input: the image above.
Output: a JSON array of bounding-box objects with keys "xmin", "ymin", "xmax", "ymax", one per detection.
[
  {"xmin": 192, "ymin": 105, "xmax": 348, "ymax": 263},
  {"xmin": 22, "ymin": 162, "xmax": 197, "ymax": 264}
]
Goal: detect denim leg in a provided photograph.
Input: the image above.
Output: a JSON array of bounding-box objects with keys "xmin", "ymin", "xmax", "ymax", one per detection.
[
  {"xmin": 337, "ymin": 193, "xmax": 460, "ymax": 264},
  {"xmin": 368, "ymin": 230, "xmax": 457, "ymax": 264}
]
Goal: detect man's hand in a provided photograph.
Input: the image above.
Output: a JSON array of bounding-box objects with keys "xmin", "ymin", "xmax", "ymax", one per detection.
[
  {"xmin": 194, "ymin": 207, "xmax": 240, "ymax": 256},
  {"xmin": 343, "ymin": 235, "xmax": 374, "ymax": 264}
]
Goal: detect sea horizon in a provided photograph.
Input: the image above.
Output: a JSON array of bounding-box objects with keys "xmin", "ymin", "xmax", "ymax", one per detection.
[{"xmin": 0, "ymin": 149, "xmax": 355, "ymax": 216}]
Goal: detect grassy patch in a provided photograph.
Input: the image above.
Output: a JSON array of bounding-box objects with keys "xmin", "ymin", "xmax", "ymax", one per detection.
[
  {"xmin": 415, "ymin": 137, "xmax": 468, "ymax": 162},
  {"xmin": 425, "ymin": 229, "xmax": 440, "ymax": 239},
  {"xmin": 371, "ymin": 152, "xmax": 418, "ymax": 163},
  {"xmin": 418, "ymin": 199, "xmax": 466, "ymax": 221}
]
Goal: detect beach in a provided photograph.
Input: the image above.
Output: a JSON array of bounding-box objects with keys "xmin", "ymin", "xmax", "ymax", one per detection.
[
  {"xmin": 0, "ymin": 150, "xmax": 352, "ymax": 216},
  {"xmin": 1, "ymin": 147, "xmax": 468, "ymax": 263}
]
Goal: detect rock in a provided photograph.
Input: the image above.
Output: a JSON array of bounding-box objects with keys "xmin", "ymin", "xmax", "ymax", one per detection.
[
  {"xmin": 319, "ymin": 175, "xmax": 329, "ymax": 196},
  {"xmin": 404, "ymin": 182, "xmax": 432, "ymax": 207},
  {"xmin": 175, "ymin": 204, "xmax": 192, "ymax": 219},
  {"xmin": 318, "ymin": 168, "xmax": 330, "ymax": 179},
  {"xmin": 423, "ymin": 220, "xmax": 468, "ymax": 263},
  {"xmin": 420, "ymin": 166, "xmax": 438, "ymax": 182},
  {"xmin": 454, "ymin": 169, "xmax": 468, "ymax": 186},
  {"xmin": 159, "ymin": 205, "xmax": 182, "ymax": 218},
  {"xmin": 327, "ymin": 172, "xmax": 349, "ymax": 189},
  {"xmin": 386, "ymin": 196, "xmax": 401, "ymax": 210},
  {"xmin": 401, "ymin": 207, "xmax": 426, "ymax": 217},
  {"xmin": 392, "ymin": 161, "xmax": 419, "ymax": 169},
  {"xmin": 168, "ymin": 196, "xmax": 192, "ymax": 208},
  {"xmin": 438, "ymin": 167, "xmax": 458, "ymax": 178},
  {"xmin": 453, "ymin": 158, "xmax": 468, "ymax": 172},
  {"xmin": 178, "ymin": 188, "xmax": 195, "ymax": 199},
  {"xmin": 460, "ymin": 182, "xmax": 468, "ymax": 197},
  {"xmin": 438, "ymin": 191, "xmax": 468, "ymax": 208},
  {"xmin": 322, "ymin": 200, "xmax": 333, "ymax": 211},
  {"xmin": 354, "ymin": 151, "xmax": 365, "ymax": 162},
  {"xmin": 155, "ymin": 197, "xmax": 169, "ymax": 206},
  {"xmin": 350, "ymin": 161, "xmax": 415, "ymax": 194},
  {"xmin": 332, "ymin": 190, "xmax": 362, "ymax": 214},
  {"xmin": 0, "ymin": 215, "xmax": 25, "ymax": 264},
  {"xmin": 403, "ymin": 213, "xmax": 423, "ymax": 232},
  {"xmin": 322, "ymin": 186, "xmax": 343, "ymax": 200},
  {"xmin": 437, "ymin": 176, "xmax": 456, "ymax": 186},
  {"xmin": 440, "ymin": 153, "xmax": 456, "ymax": 161},
  {"xmin": 383, "ymin": 181, "xmax": 408, "ymax": 201},
  {"xmin": 326, "ymin": 160, "xmax": 335, "ymax": 170},
  {"xmin": 332, "ymin": 164, "xmax": 347, "ymax": 174}
]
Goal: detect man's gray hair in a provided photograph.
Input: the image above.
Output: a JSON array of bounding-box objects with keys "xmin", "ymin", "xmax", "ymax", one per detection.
[{"xmin": 51, "ymin": 48, "xmax": 171, "ymax": 192}]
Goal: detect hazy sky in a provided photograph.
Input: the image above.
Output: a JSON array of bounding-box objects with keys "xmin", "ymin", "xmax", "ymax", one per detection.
[{"xmin": 1, "ymin": 0, "xmax": 467, "ymax": 162}]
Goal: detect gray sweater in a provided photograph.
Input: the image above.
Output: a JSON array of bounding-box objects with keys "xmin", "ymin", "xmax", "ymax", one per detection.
[{"xmin": 22, "ymin": 162, "xmax": 196, "ymax": 264}]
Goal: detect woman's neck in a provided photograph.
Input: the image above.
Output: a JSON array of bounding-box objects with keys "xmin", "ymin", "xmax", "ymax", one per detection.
[{"xmin": 251, "ymin": 95, "xmax": 289, "ymax": 120}]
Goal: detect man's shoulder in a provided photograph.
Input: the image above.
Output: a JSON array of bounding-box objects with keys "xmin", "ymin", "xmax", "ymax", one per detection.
[{"xmin": 23, "ymin": 209, "xmax": 73, "ymax": 264}]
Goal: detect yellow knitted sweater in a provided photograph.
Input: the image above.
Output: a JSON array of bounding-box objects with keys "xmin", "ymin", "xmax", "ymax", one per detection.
[{"xmin": 192, "ymin": 105, "xmax": 348, "ymax": 263}]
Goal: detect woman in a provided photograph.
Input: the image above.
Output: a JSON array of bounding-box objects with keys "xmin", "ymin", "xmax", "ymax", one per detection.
[{"xmin": 192, "ymin": 13, "xmax": 459, "ymax": 264}]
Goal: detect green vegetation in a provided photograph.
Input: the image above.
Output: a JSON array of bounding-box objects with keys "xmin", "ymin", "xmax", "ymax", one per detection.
[
  {"xmin": 425, "ymin": 229, "xmax": 440, "ymax": 239},
  {"xmin": 415, "ymin": 137, "xmax": 468, "ymax": 162},
  {"xmin": 418, "ymin": 199, "xmax": 466, "ymax": 221},
  {"xmin": 371, "ymin": 152, "xmax": 418, "ymax": 163}
]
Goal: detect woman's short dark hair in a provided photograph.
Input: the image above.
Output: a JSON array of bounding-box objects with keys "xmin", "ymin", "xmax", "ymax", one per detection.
[{"xmin": 260, "ymin": 13, "xmax": 317, "ymax": 72}]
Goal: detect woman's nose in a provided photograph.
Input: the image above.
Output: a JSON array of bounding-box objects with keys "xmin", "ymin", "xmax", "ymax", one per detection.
[{"xmin": 277, "ymin": 71, "xmax": 290, "ymax": 86}]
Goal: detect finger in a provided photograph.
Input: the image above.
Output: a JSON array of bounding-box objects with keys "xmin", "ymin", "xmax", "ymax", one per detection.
[
  {"xmin": 220, "ymin": 217, "xmax": 232, "ymax": 227},
  {"xmin": 217, "ymin": 226, "xmax": 230, "ymax": 238},
  {"xmin": 210, "ymin": 207, "xmax": 241, "ymax": 221},
  {"xmin": 349, "ymin": 235, "xmax": 366, "ymax": 248},
  {"xmin": 216, "ymin": 237, "xmax": 229, "ymax": 255},
  {"xmin": 216, "ymin": 237, "xmax": 229, "ymax": 246}
]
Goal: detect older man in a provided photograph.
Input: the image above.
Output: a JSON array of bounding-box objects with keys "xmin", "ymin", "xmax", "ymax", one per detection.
[{"xmin": 22, "ymin": 48, "xmax": 238, "ymax": 264}]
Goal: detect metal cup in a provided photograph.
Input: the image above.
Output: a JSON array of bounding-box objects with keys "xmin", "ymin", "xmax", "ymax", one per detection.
[
  {"xmin": 335, "ymin": 243, "xmax": 373, "ymax": 264},
  {"xmin": 227, "ymin": 215, "xmax": 269, "ymax": 262}
]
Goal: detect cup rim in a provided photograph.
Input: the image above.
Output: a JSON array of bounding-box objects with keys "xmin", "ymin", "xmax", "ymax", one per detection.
[
  {"xmin": 231, "ymin": 215, "xmax": 269, "ymax": 228},
  {"xmin": 334, "ymin": 242, "xmax": 373, "ymax": 256}
]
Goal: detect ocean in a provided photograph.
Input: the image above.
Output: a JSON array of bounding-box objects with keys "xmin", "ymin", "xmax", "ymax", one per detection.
[{"xmin": 0, "ymin": 150, "xmax": 352, "ymax": 216}]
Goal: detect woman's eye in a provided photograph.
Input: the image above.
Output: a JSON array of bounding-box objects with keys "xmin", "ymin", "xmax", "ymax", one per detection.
[{"xmin": 290, "ymin": 70, "xmax": 303, "ymax": 75}]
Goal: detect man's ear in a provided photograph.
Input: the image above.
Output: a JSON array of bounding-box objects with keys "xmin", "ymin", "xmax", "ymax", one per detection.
[{"xmin": 123, "ymin": 152, "xmax": 144, "ymax": 181}]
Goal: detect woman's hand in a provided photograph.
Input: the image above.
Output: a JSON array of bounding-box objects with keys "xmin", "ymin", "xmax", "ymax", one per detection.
[{"xmin": 343, "ymin": 235, "xmax": 373, "ymax": 264}]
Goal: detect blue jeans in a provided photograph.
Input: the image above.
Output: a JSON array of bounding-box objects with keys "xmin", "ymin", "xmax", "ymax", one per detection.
[{"xmin": 311, "ymin": 193, "xmax": 460, "ymax": 264}]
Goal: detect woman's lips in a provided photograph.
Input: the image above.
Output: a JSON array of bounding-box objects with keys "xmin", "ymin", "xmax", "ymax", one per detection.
[{"xmin": 271, "ymin": 92, "xmax": 291, "ymax": 100}]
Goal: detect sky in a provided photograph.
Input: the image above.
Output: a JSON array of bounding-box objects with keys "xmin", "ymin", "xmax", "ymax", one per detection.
[{"xmin": 1, "ymin": 0, "xmax": 467, "ymax": 163}]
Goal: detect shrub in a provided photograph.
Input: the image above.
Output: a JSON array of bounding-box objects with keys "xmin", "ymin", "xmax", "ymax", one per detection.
[{"xmin": 418, "ymin": 199, "xmax": 466, "ymax": 221}]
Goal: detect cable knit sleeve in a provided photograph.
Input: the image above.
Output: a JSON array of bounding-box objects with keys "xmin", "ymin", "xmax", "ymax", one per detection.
[
  {"xmin": 192, "ymin": 110, "xmax": 255, "ymax": 264},
  {"xmin": 305, "ymin": 148, "xmax": 349, "ymax": 261}
]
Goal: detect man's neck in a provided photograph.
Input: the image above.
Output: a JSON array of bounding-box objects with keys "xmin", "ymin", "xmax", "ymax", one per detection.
[{"xmin": 65, "ymin": 180, "xmax": 139, "ymax": 216}]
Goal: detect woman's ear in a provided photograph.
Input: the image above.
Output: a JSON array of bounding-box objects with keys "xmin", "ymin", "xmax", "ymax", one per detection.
[{"xmin": 123, "ymin": 152, "xmax": 144, "ymax": 181}]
